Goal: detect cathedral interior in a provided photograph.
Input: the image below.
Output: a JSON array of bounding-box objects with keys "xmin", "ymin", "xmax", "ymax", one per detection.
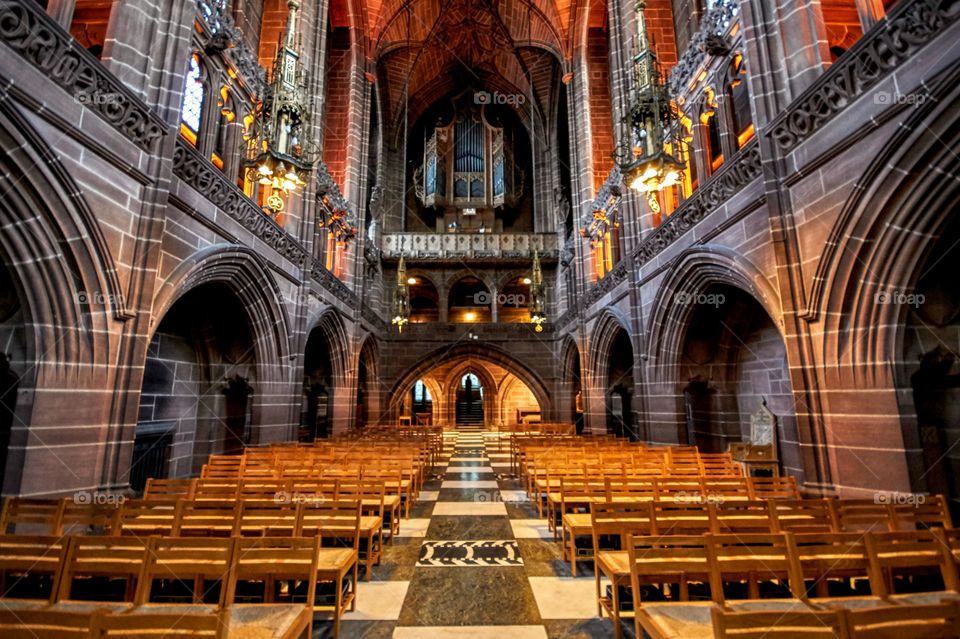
[{"xmin": 1, "ymin": 0, "xmax": 960, "ymax": 636}]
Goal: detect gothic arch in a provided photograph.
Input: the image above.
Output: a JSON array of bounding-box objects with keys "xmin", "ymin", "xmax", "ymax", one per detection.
[
  {"xmin": 810, "ymin": 62, "xmax": 960, "ymax": 388},
  {"xmin": 389, "ymin": 342, "xmax": 552, "ymax": 417},
  {"xmin": 442, "ymin": 361, "xmax": 499, "ymax": 426},
  {"xmin": 645, "ymin": 246, "xmax": 782, "ymax": 385},
  {"xmin": 151, "ymin": 245, "xmax": 292, "ymax": 384},
  {"xmin": 304, "ymin": 307, "xmax": 351, "ymax": 385},
  {"xmin": 356, "ymin": 333, "xmax": 382, "ymax": 423},
  {"xmin": 587, "ymin": 307, "xmax": 633, "ymax": 378}
]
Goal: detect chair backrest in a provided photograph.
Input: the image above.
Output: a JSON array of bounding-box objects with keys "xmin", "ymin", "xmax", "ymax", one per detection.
[
  {"xmin": 57, "ymin": 499, "xmax": 122, "ymax": 536},
  {"xmin": 626, "ymin": 534, "xmax": 712, "ymax": 604},
  {"xmin": 889, "ymin": 494, "xmax": 953, "ymax": 531},
  {"xmin": 114, "ymin": 500, "xmax": 179, "ymax": 537},
  {"xmin": 830, "ymin": 499, "xmax": 895, "ymax": 533},
  {"xmin": 842, "ymin": 601, "xmax": 960, "ymax": 639},
  {"xmin": 55, "ymin": 536, "xmax": 148, "ymax": 603},
  {"xmin": 864, "ymin": 530, "xmax": 959, "ymax": 597},
  {"xmin": 0, "ymin": 534, "xmax": 67, "ymax": 600},
  {"xmin": 711, "ymin": 605, "xmax": 848, "ymax": 639},
  {"xmin": 135, "ymin": 536, "xmax": 235, "ymax": 605},
  {"xmin": 171, "ymin": 500, "xmax": 239, "ymax": 537},
  {"xmin": 787, "ymin": 532, "xmax": 872, "ymax": 594},
  {"xmin": 713, "ymin": 500, "xmax": 775, "ymax": 535},
  {"xmin": 748, "ymin": 476, "xmax": 800, "ymax": 500},
  {"xmin": 143, "ymin": 478, "xmax": 196, "ymax": 502},
  {"xmin": 235, "ymin": 499, "xmax": 299, "ymax": 537},
  {"xmin": 590, "ymin": 501, "xmax": 654, "ymax": 557},
  {"xmin": 224, "ymin": 535, "xmax": 319, "ymax": 605},
  {"xmin": 296, "ymin": 499, "xmax": 362, "ymax": 550},
  {"xmin": 0, "ymin": 498, "xmax": 64, "ymax": 535},
  {"xmin": 90, "ymin": 608, "xmax": 227, "ymax": 639},
  {"xmin": 653, "ymin": 501, "xmax": 716, "ymax": 535},
  {"xmin": 0, "ymin": 609, "xmax": 93, "ymax": 639},
  {"xmin": 768, "ymin": 499, "xmax": 835, "ymax": 534},
  {"xmin": 707, "ymin": 533, "xmax": 806, "ymax": 602},
  {"xmin": 605, "ymin": 477, "xmax": 657, "ymax": 501}
]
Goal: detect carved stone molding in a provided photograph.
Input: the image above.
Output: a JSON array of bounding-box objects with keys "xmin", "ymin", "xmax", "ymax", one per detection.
[
  {"xmin": 382, "ymin": 233, "xmax": 559, "ymax": 260},
  {"xmin": 0, "ymin": 1, "xmax": 168, "ymax": 152},
  {"xmin": 580, "ymin": 259, "xmax": 630, "ymax": 310},
  {"xmin": 769, "ymin": 0, "xmax": 960, "ymax": 152},
  {"xmin": 309, "ymin": 262, "xmax": 359, "ymax": 309},
  {"xmin": 172, "ymin": 141, "xmax": 308, "ymax": 267},
  {"xmin": 668, "ymin": 0, "xmax": 740, "ymax": 95},
  {"xmin": 633, "ymin": 140, "xmax": 761, "ymax": 268}
]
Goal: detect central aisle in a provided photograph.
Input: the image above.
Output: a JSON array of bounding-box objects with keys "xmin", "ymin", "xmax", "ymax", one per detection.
[{"xmin": 325, "ymin": 430, "xmax": 614, "ymax": 639}]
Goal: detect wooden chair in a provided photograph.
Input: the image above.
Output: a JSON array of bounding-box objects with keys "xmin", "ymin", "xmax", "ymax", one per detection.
[
  {"xmin": 235, "ymin": 499, "xmax": 299, "ymax": 537},
  {"xmin": 830, "ymin": 500, "xmax": 895, "ymax": 533},
  {"xmin": 787, "ymin": 532, "xmax": 873, "ymax": 600},
  {"xmin": 0, "ymin": 534, "xmax": 67, "ymax": 603},
  {"xmin": 0, "ymin": 498, "xmax": 64, "ymax": 535},
  {"xmin": 890, "ymin": 494, "xmax": 954, "ymax": 531},
  {"xmin": 712, "ymin": 501, "xmax": 775, "ymax": 536},
  {"xmin": 864, "ymin": 530, "xmax": 960, "ymax": 602},
  {"xmin": 134, "ymin": 536, "xmax": 235, "ymax": 605},
  {"xmin": 748, "ymin": 476, "xmax": 800, "ymax": 500},
  {"xmin": 842, "ymin": 601, "xmax": 960, "ymax": 639},
  {"xmin": 711, "ymin": 605, "xmax": 848, "ymax": 639},
  {"xmin": 0, "ymin": 608, "xmax": 93, "ymax": 639},
  {"xmin": 90, "ymin": 608, "xmax": 228, "ymax": 638},
  {"xmin": 338, "ymin": 480, "xmax": 385, "ymax": 580},
  {"xmin": 55, "ymin": 536, "xmax": 148, "ymax": 604},
  {"xmin": 653, "ymin": 501, "xmax": 716, "ymax": 536},
  {"xmin": 707, "ymin": 533, "xmax": 806, "ymax": 602},
  {"xmin": 296, "ymin": 499, "xmax": 361, "ymax": 638},
  {"xmin": 591, "ymin": 501, "xmax": 655, "ymax": 639}
]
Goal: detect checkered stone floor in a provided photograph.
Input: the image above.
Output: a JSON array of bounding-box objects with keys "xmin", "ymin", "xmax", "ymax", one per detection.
[{"xmin": 319, "ymin": 429, "xmax": 617, "ymax": 639}]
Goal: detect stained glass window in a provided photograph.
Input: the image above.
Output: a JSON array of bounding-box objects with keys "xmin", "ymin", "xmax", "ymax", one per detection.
[{"xmin": 181, "ymin": 55, "xmax": 205, "ymax": 137}]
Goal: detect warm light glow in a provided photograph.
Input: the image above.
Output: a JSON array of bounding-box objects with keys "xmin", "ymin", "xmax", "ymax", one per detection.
[
  {"xmin": 407, "ymin": 277, "xmax": 418, "ymax": 285},
  {"xmin": 258, "ymin": 163, "xmax": 272, "ymax": 176},
  {"xmin": 522, "ymin": 277, "xmax": 532, "ymax": 285},
  {"xmin": 465, "ymin": 312, "xmax": 476, "ymax": 321}
]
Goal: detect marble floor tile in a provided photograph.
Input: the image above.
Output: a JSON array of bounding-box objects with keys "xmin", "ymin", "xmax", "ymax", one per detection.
[
  {"xmin": 375, "ymin": 539, "xmax": 423, "ymax": 581},
  {"xmin": 345, "ymin": 581, "xmax": 411, "ymax": 620},
  {"xmin": 529, "ymin": 576, "xmax": 610, "ymax": 619},
  {"xmin": 432, "ymin": 501, "xmax": 507, "ymax": 516},
  {"xmin": 437, "ymin": 487, "xmax": 500, "ymax": 503},
  {"xmin": 448, "ymin": 456, "xmax": 489, "ymax": 462},
  {"xmin": 445, "ymin": 466, "xmax": 495, "ymax": 473},
  {"xmin": 419, "ymin": 540, "xmax": 522, "ymax": 566},
  {"xmin": 510, "ymin": 518, "xmax": 552, "ymax": 539},
  {"xmin": 396, "ymin": 567, "xmax": 541, "ymax": 626},
  {"xmin": 393, "ymin": 627, "xmax": 548, "ymax": 639},
  {"xmin": 440, "ymin": 480, "xmax": 499, "ymax": 488},
  {"xmin": 315, "ymin": 620, "xmax": 396, "ymax": 639},
  {"xmin": 499, "ymin": 489, "xmax": 530, "ymax": 502},
  {"xmin": 425, "ymin": 515, "xmax": 515, "ymax": 540},
  {"xmin": 395, "ymin": 518, "xmax": 431, "ymax": 537},
  {"xmin": 417, "ymin": 490, "xmax": 439, "ymax": 501},
  {"xmin": 516, "ymin": 538, "xmax": 572, "ymax": 578},
  {"xmin": 542, "ymin": 619, "xmax": 618, "ymax": 639}
]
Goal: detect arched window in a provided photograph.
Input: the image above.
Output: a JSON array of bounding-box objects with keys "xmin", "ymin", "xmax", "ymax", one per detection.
[
  {"xmin": 460, "ymin": 373, "xmax": 482, "ymax": 397},
  {"xmin": 414, "ymin": 380, "xmax": 432, "ymax": 402},
  {"xmin": 727, "ymin": 54, "xmax": 754, "ymax": 148},
  {"xmin": 213, "ymin": 86, "xmax": 235, "ymax": 170},
  {"xmin": 180, "ymin": 54, "xmax": 205, "ymax": 146}
]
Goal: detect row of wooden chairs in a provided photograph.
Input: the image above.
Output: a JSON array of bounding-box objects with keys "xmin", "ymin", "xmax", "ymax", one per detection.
[
  {"xmin": 601, "ymin": 528, "xmax": 960, "ymax": 639},
  {"xmin": 541, "ymin": 474, "xmax": 800, "ymax": 525},
  {"xmin": 0, "ymin": 608, "xmax": 236, "ymax": 639},
  {"xmin": 1, "ymin": 495, "xmax": 385, "ymax": 583},
  {"xmin": 563, "ymin": 496, "xmax": 954, "ymax": 577},
  {"xmin": 0, "ymin": 529, "xmax": 358, "ymax": 637}
]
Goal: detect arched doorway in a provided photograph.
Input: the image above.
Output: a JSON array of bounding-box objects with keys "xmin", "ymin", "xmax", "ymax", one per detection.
[
  {"xmin": 132, "ymin": 283, "xmax": 257, "ymax": 491},
  {"xmin": 410, "ymin": 379, "xmax": 434, "ymax": 425},
  {"xmin": 303, "ymin": 327, "xmax": 335, "ymax": 441},
  {"xmin": 677, "ymin": 284, "xmax": 799, "ymax": 475},
  {"xmin": 407, "ymin": 275, "xmax": 440, "ymax": 323},
  {"xmin": 902, "ymin": 215, "xmax": 960, "ymax": 513},
  {"xmin": 448, "ymin": 276, "xmax": 492, "ymax": 323},
  {"xmin": 0, "ymin": 262, "xmax": 25, "ymax": 492},
  {"xmin": 606, "ymin": 328, "xmax": 636, "ymax": 440},
  {"xmin": 456, "ymin": 372, "xmax": 484, "ymax": 427}
]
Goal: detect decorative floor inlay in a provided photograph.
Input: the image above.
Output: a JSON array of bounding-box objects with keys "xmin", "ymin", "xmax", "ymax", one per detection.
[{"xmin": 418, "ymin": 540, "xmax": 523, "ymax": 566}]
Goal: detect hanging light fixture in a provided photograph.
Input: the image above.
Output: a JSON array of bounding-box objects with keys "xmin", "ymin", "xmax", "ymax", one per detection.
[
  {"xmin": 392, "ymin": 253, "xmax": 410, "ymax": 332},
  {"xmin": 529, "ymin": 249, "xmax": 546, "ymax": 332},
  {"xmin": 620, "ymin": 0, "xmax": 684, "ymax": 214},
  {"xmin": 315, "ymin": 160, "xmax": 358, "ymax": 244},
  {"xmin": 243, "ymin": 0, "xmax": 313, "ymax": 217}
]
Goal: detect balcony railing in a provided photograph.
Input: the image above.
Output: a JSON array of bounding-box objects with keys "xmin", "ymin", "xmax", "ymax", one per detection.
[{"xmin": 381, "ymin": 233, "xmax": 559, "ymax": 260}]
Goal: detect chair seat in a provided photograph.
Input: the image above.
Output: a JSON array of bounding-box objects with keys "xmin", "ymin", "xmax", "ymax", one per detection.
[
  {"xmin": 561, "ymin": 513, "xmax": 592, "ymax": 531},
  {"xmin": 639, "ymin": 599, "xmax": 811, "ymax": 639},
  {"xmin": 316, "ymin": 548, "xmax": 358, "ymax": 572},
  {"xmin": 597, "ymin": 550, "xmax": 629, "ymax": 576},
  {"xmin": 888, "ymin": 592, "xmax": 960, "ymax": 605}
]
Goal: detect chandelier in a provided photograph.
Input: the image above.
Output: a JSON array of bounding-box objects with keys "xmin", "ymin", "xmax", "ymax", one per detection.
[
  {"xmin": 529, "ymin": 249, "xmax": 546, "ymax": 332},
  {"xmin": 392, "ymin": 254, "xmax": 410, "ymax": 332},
  {"xmin": 620, "ymin": 0, "xmax": 684, "ymax": 214},
  {"xmin": 243, "ymin": 0, "xmax": 313, "ymax": 216}
]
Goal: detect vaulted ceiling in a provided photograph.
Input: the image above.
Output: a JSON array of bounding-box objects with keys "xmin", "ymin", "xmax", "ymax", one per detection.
[{"xmin": 331, "ymin": 0, "xmax": 609, "ymax": 140}]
